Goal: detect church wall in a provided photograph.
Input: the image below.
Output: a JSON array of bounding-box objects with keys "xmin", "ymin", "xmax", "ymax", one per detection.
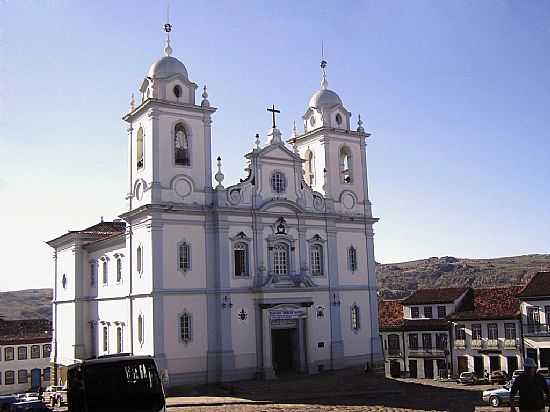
[
  {"xmin": 132, "ymin": 296, "xmax": 154, "ymax": 356},
  {"xmin": 56, "ymin": 246, "xmax": 76, "ymax": 302},
  {"xmin": 162, "ymin": 295, "xmax": 208, "ymax": 375},
  {"xmin": 131, "ymin": 220, "xmax": 154, "ymax": 295},
  {"xmin": 325, "ymin": 136, "xmax": 365, "ymax": 204},
  {"xmin": 87, "ymin": 242, "xmax": 129, "ymax": 300},
  {"xmin": 55, "ymin": 302, "xmax": 76, "ymax": 366},
  {"xmin": 297, "ymin": 136, "xmax": 326, "ymax": 194},
  {"xmin": 336, "ymin": 228, "xmax": 369, "ymax": 286},
  {"xmin": 340, "ymin": 290, "xmax": 374, "ymax": 359},
  {"xmin": 95, "ymin": 299, "xmax": 131, "ymax": 356},
  {"xmin": 306, "ymin": 292, "xmax": 332, "ymax": 367},
  {"xmin": 162, "ymin": 221, "xmax": 207, "ymax": 290},
  {"xmin": 230, "ymin": 293, "xmax": 257, "ymax": 370},
  {"xmin": 131, "ymin": 112, "xmax": 154, "ymax": 209}
]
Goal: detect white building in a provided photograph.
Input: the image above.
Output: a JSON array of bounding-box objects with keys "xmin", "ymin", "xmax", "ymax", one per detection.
[
  {"xmin": 0, "ymin": 319, "xmax": 52, "ymax": 395},
  {"xmin": 518, "ymin": 271, "xmax": 550, "ymax": 368},
  {"xmin": 46, "ymin": 23, "xmax": 382, "ymax": 387},
  {"xmin": 448, "ymin": 286, "xmax": 523, "ymax": 376}
]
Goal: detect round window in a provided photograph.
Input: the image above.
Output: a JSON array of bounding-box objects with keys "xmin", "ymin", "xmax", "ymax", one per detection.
[
  {"xmin": 335, "ymin": 113, "xmax": 342, "ymax": 125},
  {"xmin": 173, "ymin": 85, "xmax": 182, "ymax": 98},
  {"xmin": 309, "ymin": 117, "xmax": 316, "ymax": 127},
  {"xmin": 62, "ymin": 274, "xmax": 67, "ymax": 289}
]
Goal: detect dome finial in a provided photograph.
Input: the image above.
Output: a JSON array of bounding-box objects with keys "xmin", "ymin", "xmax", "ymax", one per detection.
[
  {"xmin": 201, "ymin": 85, "xmax": 210, "ymax": 107},
  {"xmin": 215, "ymin": 156, "xmax": 224, "ymax": 189},
  {"xmin": 320, "ymin": 41, "xmax": 328, "ymax": 90},
  {"xmin": 357, "ymin": 114, "xmax": 365, "ymax": 133},
  {"xmin": 130, "ymin": 93, "xmax": 136, "ymax": 112},
  {"xmin": 163, "ymin": 2, "xmax": 173, "ymax": 56}
]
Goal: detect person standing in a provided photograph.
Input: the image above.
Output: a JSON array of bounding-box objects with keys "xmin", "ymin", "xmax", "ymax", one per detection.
[{"xmin": 510, "ymin": 358, "xmax": 550, "ymax": 412}]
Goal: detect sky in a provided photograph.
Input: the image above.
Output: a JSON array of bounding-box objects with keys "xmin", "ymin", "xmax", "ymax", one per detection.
[{"xmin": 0, "ymin": 0, "xmax": 549, "ymax": 292}]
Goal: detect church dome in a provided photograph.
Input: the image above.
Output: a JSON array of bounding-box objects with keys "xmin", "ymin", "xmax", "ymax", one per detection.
[
  {"xmin": 308, "ymin": 88, "xmax": 343, "ymax": 109},
  {"xmin": 147, "ymin": 56, "xmax": 189, "ymax": 80}
]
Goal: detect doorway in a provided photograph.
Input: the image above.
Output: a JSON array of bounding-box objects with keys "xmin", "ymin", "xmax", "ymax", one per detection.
[
  {"xmin": 489, "ymin": 356, "xmax": 501, "ymax": 372},
  {"xmin": 507, "ymin": 356, "xmax": 519, "ymax": 374},
  {"xmin": 409, "ymin": 360, "xmax": 418, "ymax": 378},
  {"xmin": 272, "ymin": 328, "xmax": 297, "ymax": 375},
  {"xmin": 31, "ymin": 368, "xmax": 41, "ymax": 390},
  {"xmin": 540, "ymin": 349, "xmax": 550, "ymax": 368},
  {"xmin": 474, "ymin": 356, "xmax": 484, "ymax": 377},
  {"xmin": 527, "ymin": 348, "xmax": 538, "ymax": 366},
  {"xmin": 458, "ymin": 356, "xmax": 468, "ymax": 374},
  {"xmin": 390, "ymin": 360, "xmax": 401, "ymax": 378},
  {"xmin": 424, "ymin": 359, "xmax": 434, "ymax": 379}
]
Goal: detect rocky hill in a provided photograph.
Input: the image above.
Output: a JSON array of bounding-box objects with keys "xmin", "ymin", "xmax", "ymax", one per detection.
[
  {"xmin": 1, "ymin": 254, "xmax": 549, "ymax": 320},
  {"xmin": 377, "ymin": 254, "xmax": 550, "ymax": 299}
]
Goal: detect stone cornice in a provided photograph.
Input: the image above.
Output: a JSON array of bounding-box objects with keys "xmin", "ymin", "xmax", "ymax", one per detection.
[{"xmin": 123, "ymin": 98, "xmax": 216, "ymax": 122}]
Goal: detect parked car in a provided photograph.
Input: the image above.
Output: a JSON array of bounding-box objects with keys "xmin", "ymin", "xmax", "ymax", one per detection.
[
  {"xmin": 489, "ymin": 370, "xmax": 508, "ymax": 385},
  {"xmin": 8, "ymin": 400, "xmax": 50, "ymax": 412},
  {"xmin": 0, "ymin": 395, "xmax": 18, "ymax": 410},
  {"xmin": 511, "ymin": 369, "xmax": 523, "ymax": 380},
  {"xmin": 538, "ymin": 367, "xmax": 550, "ymax": 377},
  {"xmin": 43, "ymin": 386, "xmax": 67, "ymax": 407},
  {"xmin": 483, "ymin": 377, "xmax": 550, "ymax": 407},
  {"xmin": 459, "ymin": 371, "xmax": 480, "ymax": 385}
]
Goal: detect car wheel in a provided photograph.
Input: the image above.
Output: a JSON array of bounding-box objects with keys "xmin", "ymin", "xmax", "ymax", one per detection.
[{"xmin": 489, "ymin": 396, "xmax": 500, "ymax": 407}]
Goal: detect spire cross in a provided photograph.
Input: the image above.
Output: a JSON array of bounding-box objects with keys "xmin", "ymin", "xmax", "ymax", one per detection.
[
  {"xmin": 267, "ymin": 104, "xmax": 280, "ymax": 128},
  {"xmin": 163, "ymin": 1, "xmax": 173, "ymax": 56}
]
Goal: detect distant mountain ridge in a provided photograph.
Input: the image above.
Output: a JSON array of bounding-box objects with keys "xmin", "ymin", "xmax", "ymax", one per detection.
[{"xmin": 1, "ymin": 254, "xmax": 549, "ymax": 320}]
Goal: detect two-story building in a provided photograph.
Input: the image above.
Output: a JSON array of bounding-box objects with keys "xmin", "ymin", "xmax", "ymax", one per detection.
[
  {"xmin": 517, "ymin": 271, "xmax": 550, "ymax": 368},
  {"xmin": 0, "ymin": 319, "xmax": 52, "ymax": 395},
  {"xmin": 448, "ymin": 286, "xmax": 523, "ymax": 376},
  {"xmin": 380, "ymin": 287, "xmax": 468, "ymax": 379}
]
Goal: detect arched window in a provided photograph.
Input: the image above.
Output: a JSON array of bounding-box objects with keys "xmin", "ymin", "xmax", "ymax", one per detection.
[
  {"xmin": 173, "ymin": 85, "xmax": 182, "ymax": 99},
  {"xmin": 234, "ymin": 242, "xmax": 249, "ymax": 277},
  {"xmin": 273, "ymin": 243, "xmax": 289, "ymax": 275},
  {"xmin": 340, "ymin": 146, "xmax": 352, "ymax": 183},
  {"xmin": 102, "ymin": 259, "xmax": 108, "ymax": 285},
  {"xmin": 90, "ymin": 261, "xmax": 96, "ymax": 286},
  {"xmin": 4, "ymin": 371, "xmax": 14, "ymax": 385},
  {"xmin": 116, "ymin": 258, "xmax": 122, "ymax": 283},
  {"xmin": 136, "ymin": 246, "xmax": 143, "ymax": 274},
  {"xmin": 304, "ymin": 150, "xmax": 315, "ymax": 186},
  {"xmin": 180, "ymin": 312, "xmax": 192, "ymax": 344},
  {"xmin": 31, "ymin": 345, "xmax": 40, "ymax": 359},
  {"xmin": 137, "ymin": 127, "xmax": 144, "ymax": 169},
  {"xmin": 174, "ymin": 123, "xmax": 190, "ymax": 166},
  {"xmin": 351, "ymin": 304, "xmax": 361, "ymax": 331},
  {"xmin": 388, "ymin": 334, "xmax": 400, "ymax": 355},
  {"xmin": 348, "ymin": 246, "xmax": 358, "ymax": 271},
  {"xmin": 178, "ymin": 242, "xmax": 191, "ymax": 272},
  {"xmin": 116, "ymin": 326, "xmax": 123, "ymax": 353},
  {"xmin": 310, "ymin": 244, "xmax": 323, "ymax": 276},
  {"xmin": 4, "ymin": 347, "xmax": 14, "ymax": 361},
  {"xmin": 137, "ymin": 315, "xmax": 144, "ymax": 345},
  {"xmin": 271, "ymin": 171, "xmax": 286, "ymax": 193},
  {"xmin": 17, "ymin": 370, "xmax": 27, "ymax": 384}
]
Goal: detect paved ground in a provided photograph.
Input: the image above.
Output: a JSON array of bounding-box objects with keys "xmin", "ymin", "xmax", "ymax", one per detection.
[{"xmin": 53, "ymin": 368, "xmax": 513, "ymax": 412}]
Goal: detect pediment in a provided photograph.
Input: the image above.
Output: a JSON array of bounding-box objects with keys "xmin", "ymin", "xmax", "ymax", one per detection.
[
  {"xmin": 260, "ymin": 200, "xmax": 304, "ymax": 214},
  {"xmin": 247, "ymin": 143, "xmax": 302, "ymax": 163}
]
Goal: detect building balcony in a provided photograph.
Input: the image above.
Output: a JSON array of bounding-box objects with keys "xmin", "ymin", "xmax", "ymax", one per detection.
[
  {"xmin": 484, "ymin": 339, "xmax": 500, "ymax": 349},
  {"xmin": 503, "ymin": 339, "xmax": 518, "ymax": 349},
  {"xmin": 408, "ymin": 346, "xmax": 447, "ymax": 357},
  {"xmin": 471, "ymin": 339, "xmax": 482, "ymax": 349},
  {"xmin": 524, "ymin": 323, "xmax": 550, "ymax": 337},
  {"xmin": 454, "ymin": 339, "xmax": 466, "ymax": 349}
]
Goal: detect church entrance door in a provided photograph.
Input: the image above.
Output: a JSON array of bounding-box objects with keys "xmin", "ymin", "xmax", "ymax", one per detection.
[{"xmin": 272, "ymin": 327, "xmax": 297, "ymax": 375}]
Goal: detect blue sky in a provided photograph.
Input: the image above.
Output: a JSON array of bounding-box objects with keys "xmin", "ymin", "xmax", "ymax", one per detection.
[{"xmin": 1, "ymin": 1, "xmax": 549, "ymax": 291}]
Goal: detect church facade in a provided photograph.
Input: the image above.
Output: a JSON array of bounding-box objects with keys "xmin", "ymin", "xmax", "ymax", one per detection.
[{"xmin": 47, "ymin": 27, "xmax": 382, "ymax": 386}]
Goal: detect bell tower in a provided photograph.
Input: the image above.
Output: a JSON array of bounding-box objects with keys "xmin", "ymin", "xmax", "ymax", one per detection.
[
  {"xmin": 291, "ymin": 60, "xmax": 372, "ymax": 216},
  {"xmin": 123, "ymin": 22, "xmax": 216, "ymax": 209}
]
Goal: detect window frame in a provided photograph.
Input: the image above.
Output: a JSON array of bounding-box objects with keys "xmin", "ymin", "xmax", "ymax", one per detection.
[
  {"xmin": 472, "ymin": 323, "xmax": 482, "ymax": 341},
  {"xmin": 347, "ymin": 246, "xmax": 358, "ymax": 272},
  {"xmin": 437, "ymin": 305, "xmax": 446, "ymax": 318},
  {"xmin": 5, "ymin": 370, "xmax": 15, "ymax": 385},
  {"xmin": 17, "ymin": 346, "xmax": 27, "ymax": 360},
  {"xmin": 136, "ymin": 126, "xmax": 145, "ymax": 170},
  {"xmin": 179, "ymin": 311, "xmax": 193, "ymax": 345},
  {"xmin": 89, "ymin": 260, "xmax": 97, "ymax": 287},
  {"xmin": 177, "ymin": 240, "xmax": 192, "ymax": 273},
  {"xmin": 233, "ymin": 242, "xmax": 249, "ymax": 278},
  {"xmin": 17, "ymin": 369, "xmax": 27, "ymax": 384},
  {"xmin": 455, "ymin": 324, "xmax": 466, "ymax": 341},
  {"xmin": 410, "ymin": 307, "xmax": 420, "ymax": 319},
  {"xmin": 116, "ymin": 256, "xmax": 123, "ymax": 283},
  {"xmin": 136, "ymin": 245, "xmax": 143, "ymax": 275},
  {"xmin": 137, "ymin": 314, "xmax": 144, "ymax": 346},
  {"xmin": 116, "ymin": 326, "xmax": 123, "ymax": 353},
  {"xmin": 100, "ymin": 256, "xmax": 109, "ymax": 286},
  {"xmin": 30, "ymin": 345, "xmax": 40, "ymax": 359},
  {"xmin": 272, "ymin": 242, "xmax": 290, "ymax": 276},
  {"xmin": 351, "ymin": 304, "xmax": 361, "ymax": 332},
  {"xmin": 487, "ymin": 323, "xmax": 499, "ymax": 340},
  {"xmin": 388, "ymin": 334, "xmax": 400, "ymax": 354},
  {"xmin": 408, "ymin": 333, "xmax": 419, "ymax": 350},
  {"xmin": 4, "ymin": 347, "xmax": 14, "ymax": 361},
  {"xmin": 422, "ymin": 333, "xmax": 432, "ymax": 350},
  {"xmin": 504, "ymin": 323, "xmax": 517, "ymax": 340},
  {"xmin": 309, "ymin": 243, "xmax": 324, "ymax": 276},
  {"xmin": 339, "ymin": 145, "xmax": 353, "ymax": 184},
  {"xmin": 43, "ymin": 367, "xmax": 51, "ymax": 383},
  {"xmin": 42, "ymin": 344, "xmax": 51, "ymax": 358},
  {"xmin": 423, "ymin": 306, "xmax": 433, "ymax": 319},
  {"xmin": 270, "ymin": 171, "xmax": 287, "ymax": 194},
  {"xmin": 102, "ymin": 325, "xmax": 109, "ymax": 353}
]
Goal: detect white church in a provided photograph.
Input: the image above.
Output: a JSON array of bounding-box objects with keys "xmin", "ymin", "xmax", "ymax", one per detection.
[{"xmin": 47, "ymin": 22, "xmax": 382, "ymax": 387}]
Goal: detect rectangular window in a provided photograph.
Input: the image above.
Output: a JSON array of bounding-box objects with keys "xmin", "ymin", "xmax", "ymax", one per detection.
[
  {"xmin": 455, "ymin": 324, "xmax": 466, "ymax": 341},
  {"xmin": 178, "ymin": 243, "xmax": 190, "ymax": 272},
  {"xmin": 116, "ymin": 258, "xmax": 122, "ymax": 283},
  {"xmin": 436, "ymin": 333, "xmax": 447, "ymax": 350},
  {"xmin": 505, "ymin": 323, "xmax": 517, "ymax": 340},
  {"xmin": 310, "ymin": 245, "xmax": 323, "ymax": 276},
  {"xmin": 424, "ymin": 306, "xmax": 433, "ymax": 319},
  {"xmin": 422, "ymin": 333, "xmax": 432, "ymax": 350},
  {"xmin": 90, "ymin": 261, "xmax": 96, "ymax": 286},
  {"xmin": 527, "ymin": 307, "xmax": 541, "ymax": 333},
  {"xmin": 273, "ymin": 245, "xmax": 289, "ymax": 275},
  {"xmin": 116, "ymin": 327, "xmax": 123, "ymax": 353},
  {"xmin": 351, "ymin": 305, "xmax": 360, "ymax": 331},
  {"xmin": 102, "ymin": 259, "xmax": 108, "ymax": 285},
  {"xmin": 411, "ymin": 307, "xmax": 420, "ymax": 319},
  {"xmin": 103, "ymin": 326, "xmax": 108, "ymax": 353},
  {"xmin": 43, "ymin": 344, "xmax": 51, "ymax": 358},
  {"xmin": 408, "ymin": 334, "xmax": 419, "ymax": 350},
  {"xmin": 5, "ymin": 347, "xmax": 14, "ymax": 361},
  {"xmin": 90, "ymin": 323, "xmax": 96, "ymax": 357},
  {"xmin": 5, "ymin": 371, "xmax": 15, "ymax": 385},
  {"xmin": 180, "ymin": 314, "xmax": 192, "ymax": 343},
  {"xmin": 18, "ymin": 346, "xmax": 27, "ymax": 360},
  {"xmin": 31, "ymin": 345, "xmax": 40, "ymax": 359},
  {"xmin": 18, "ymin": 370, "xmax": 27, "ymax": 384},
  {"xmin": 137, "ymin": 246, "xmax": 143, "ymax": 274},
  {"xmin": 43, "ymin": 367, "xmax": 51, "ymax": 383},
  {"xmin": 437, "ymin": 306, "xmax": 447, "ymax": 318},
  {"xmin": 388, "ymin": 334, "xmax": 400, "ymax": 355},
  {"xmin": 348, "ymin": 247, "xmax": 358, "ymax": 271},
  {"xmin": 234, "ymin": 243, "xmax": 248, "ymax": 277},
  {"xmin": 472, "ymin": 324, "xmax": 482, "ymax": 340},
  {"xmin": 487, "ymin": 323, "xmax": 499, "ymax": 340}
]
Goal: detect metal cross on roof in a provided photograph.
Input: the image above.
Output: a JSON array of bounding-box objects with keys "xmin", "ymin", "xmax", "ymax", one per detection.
[{"xmin": 267, "ymin": 104, "xmax": 280, "ymax": 128}]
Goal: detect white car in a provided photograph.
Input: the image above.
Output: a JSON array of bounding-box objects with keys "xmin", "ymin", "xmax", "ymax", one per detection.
[{"xmin": 43, "ymin": 385, "xmax": 67, "ymax": 406}]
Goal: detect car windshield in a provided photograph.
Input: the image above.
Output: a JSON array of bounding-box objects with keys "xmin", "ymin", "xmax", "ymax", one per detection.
[{"xmin": 83, "ymin": 359, "xmax": 165, "ymax": 412}]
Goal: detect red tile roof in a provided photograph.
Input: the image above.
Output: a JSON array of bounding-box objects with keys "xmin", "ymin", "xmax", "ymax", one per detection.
[
  {"xmin": 517, "ymin": 272, "xmax": 550, "ymax": 299},
  {"xmin": 448, "ymin": 286, "xmax": 521, "ymax": 321},
  {"xmin": 47, "ymin": 220, "xmax": 126, "ymax": 245},
  {"xmin": 379, "ymin": 300, "xmax": 404, "ymax": 331},
  {"xmin": 0, "ymin": 318, "xmax": 52, "ymax": 345},
  {"xmin": 402, "ymin": 287, "xmax": 469, "ymax": 305}
]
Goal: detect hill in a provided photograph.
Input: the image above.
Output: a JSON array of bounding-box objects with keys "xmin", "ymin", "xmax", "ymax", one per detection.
[
  {"xmin": 1, "ymin": 254, "xmax": 549, "ymax": 320},
  {"xmin": 0, "ymin": 288, "xmax": 52, "ymax": 321},
  {"xmin": 377, "ymin": 254, "xmax": 550, "ymax": 299}
]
